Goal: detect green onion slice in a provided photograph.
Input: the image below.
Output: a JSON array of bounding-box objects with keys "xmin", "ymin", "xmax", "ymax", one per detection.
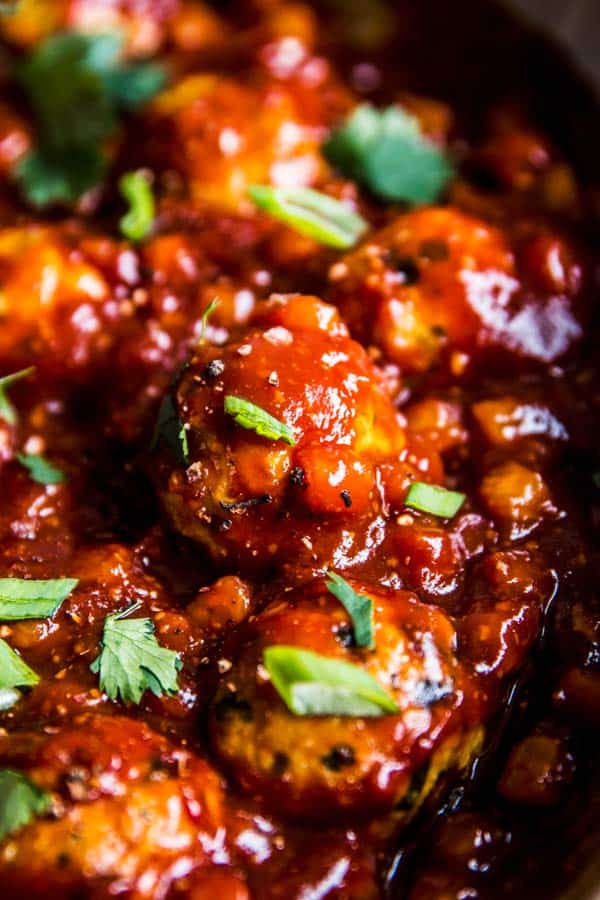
[
  {"xmin": 0, "ymin": 367, "xmax": 35, "ymax": 426},
  {"xmin": 325, "ymin": 572, "xmax": 374, "ymax": 649},
  {"xmin": 0, "ymin": 577, "xmax": 79, "ymax": 620},
  {"xmin": 119, "ymin": 170, "xmax": 155, "ymax": 241},
  {"xmin": 404, "ymin": 481, "xmax": 465, "ymax": 518},
  {"xmin": 263, "ymin": 645, "xmax": 398, "ymax": 717},
  {"xmin": 224, "ymin": 395, "xmax": 295, "ymax": 446},
  {"xmin": 248, "ymin": 185, "xmax": 368, "ymax": 249},
  {"xmin": 0, "ymin": 639, "xmax": 39, "ymax": 689}
]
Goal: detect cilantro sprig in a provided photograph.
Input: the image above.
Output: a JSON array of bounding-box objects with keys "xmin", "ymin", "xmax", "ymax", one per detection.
[
  {"xmin": 224, "ymin": 395, "xmax": 295, "ymax": 446},
  {"xmin": 0, "ymin": 770, "xmax": 51, "ymax": 842},
  {"xmin": 263, "ymin": 645, "xmax": 398, "ymax": 717},
  {"xmin": 90, "ymin": 603, "xmax": 182, "ymax": 704},
  {"xmin": 17, "ymin": 452, "xmax": 66, "ymax": 485},
  {"xmin": 325, "ymin": 572, "xmax": 374, "ymax": 649},
  {"xmin": 14, "ymin": 33, "xmax": 166, "ymax": 207},
  {"xmin": 324, "ymin": 104, "xmax": 454, "ymax": 205}
]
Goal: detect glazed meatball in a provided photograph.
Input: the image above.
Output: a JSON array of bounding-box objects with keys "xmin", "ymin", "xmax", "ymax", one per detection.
[
  {"xmin": 153, "ymin": 293, "xmax": 420, "ymax": 574},
  {"xmin": 328, "ymin": 207, "xmax": 582, "ymax": 374},
  {"xmin": 210, "ymin": 579, "xmax": 483, "ymax": 819},
  {"xmin": 0, "ymin": 715, "xmax": 231, "ymax": 898},
  {"xmin": 2, "ymin": 543, "xmax": 206, "ymax": 729},
  {"xmin": 133, "ymin": 43, "xmax": 351, "ymax": 212},
  {"xmin": 0, "ymin": 0, "xmax": 194, "ymax": 57}
]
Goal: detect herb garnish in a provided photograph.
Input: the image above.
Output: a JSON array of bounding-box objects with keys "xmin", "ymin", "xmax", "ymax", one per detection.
[
  {"xmin": 151, "ymin": 394, "xmax": 189, "ymax": 466},
  {"xmin": 263, "ymin": 645, "xmax": 398, "ymax": 717},
  {"xmin": 404, "ymin": 481, "xmax": 465, "ymax": 518},
  {"xmin": 90, "ymin": 603, "xmax": 182, "ymax": 704},
  {"xmin": 0, "ymin": 577, "xmax": 78, "ymax": 620},
  {"xmin": 199, "ymin": 298, "xmax": 219, "ymax": 344},
  {"xmin": 0, "ymin": 367, "xmax": 35, "ymax": 426},
  {"xmin": 325, "ymin": 572, "xmax": 374, "ymax": 649},
  {"xmin": 119, "ymin": 170, "xmax": 155, "ymax": 241},
  {"xmin": 248, "ymin": 185, "xmax": 368, "ymax": 249},
  {"xmin": 324, "ymin": 104, "xmax": 454, "ymax": 205},
  {"xmin": 224, "ymin": 396, "xmax": 295, "ymax": 446},
  {"xmin": 0, "ymin": 770, "xmax": 51, "ymax": 842},
  {"xmin": 16, "ymin": 452, "xmax": 66, "ymax": 485},
  {"xmin": 0, "ymin": 639, "xmax": 39, "ymax": 690},
  {"xmin": 14, "ymin": 33, "xmax": 165, "ymax": 207}
]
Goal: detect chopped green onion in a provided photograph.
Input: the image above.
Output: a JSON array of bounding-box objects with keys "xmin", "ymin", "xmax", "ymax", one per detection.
[
  {"xmin": 0, "ymin": 367, "xmax": 35, "ymax": 426},
  {"xmin": 16, "ymin": 452, "xmax": 66, "ymax": 485},
  {"xmin": 263, "ymin": 645, "xmax": 398, "ymax": 717},
  {"xmin": 248, "ymin": 185, "xmax": 368, "ymax": 249},
  {"xmin": 199, "ymin": 297, "xmax": 219, "ymax": 343},
  {"xmin": 405, "ymin": 481, "xmax": 465, "ymax": 518},
  {"xmin": 325, "ymin": 572, "xmax": 374, "ymax": 649},
  {"xmin": 0, "ymin": 639, "xmax": 39, "ymax": 690},
  {"xmin": 0, "ymin": 770, "xmax": 51, "ymax": 842},
  {"xmin": 0, "ymin": 577, "xmax": 79, "ymax": 620},
  {"xmin": 224, "ymin": 395, "xmax": 295, "ymax": 446},
  {"xmin": 324, "ymin": 104, "xmax": 454, "ymax": 205},
  {"xmin": 119, "ymin": 170, "xmax": 155, "ymax": 241}
]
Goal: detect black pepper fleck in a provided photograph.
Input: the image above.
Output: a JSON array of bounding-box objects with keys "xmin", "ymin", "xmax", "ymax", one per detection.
[
  {"xmin": 340, "ymin": 490, "xmax": 352, "ymax": 508},
  {"xmin": 204, "ymin": 358, "xmax": 225, "ymax": 380},
  {"xmin": 322, "ymin": 744, "xmax": 356, "ymax": 771},
  {"xmin": 289, "ymin": 467, "xmax": 306, "ymax": 487}
]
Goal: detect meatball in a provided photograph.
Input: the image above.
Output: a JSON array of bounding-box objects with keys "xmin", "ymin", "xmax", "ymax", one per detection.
[
  {"xmin": 210, "ymin": 579, "xmax": 483, "ymax": 819},
  {"xmin": 328, "ymin": 207, "xmax": 582, "ymax": 374},
  {"xmin": 3, "ymin": 543, "xmax": 206, "ymax": 730},
  {"xmin": 0, "ymin": 715, "xmax": 231, "ymax": 898},
  {"xmin": 134, "ymin": 44, "xmax": 351, "ymax": 212},
  {"xmin": 152, "ymin": 293, "xmax": 419, "ymax": 574},
  {"xmin": 0, "ymin": 0, "xmax": 186, "ymax": 57}
]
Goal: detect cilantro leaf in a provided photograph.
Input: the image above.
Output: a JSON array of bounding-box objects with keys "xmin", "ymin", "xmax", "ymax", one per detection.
[
  {"xmin": 90, "ymin": 604, "xmax": 182, "ymax": 704},
  {"xmin": 248, "ymin": 185, "xmax": 368, "ymax": 249},
  {"xmin": 0, "ymin": 639, "xmax": 39, "ymax": 690},
  {"xmin": 0, "ymin": 367, "xmax": 35, "ymax": 426},
  {"xmin": 0, "ymin": 770, "xmax": 51, "ymax": 842},
  {"xmin": 224, "ymin": 395, "xmax": 295, "ymax": 446},
  {"xmin": 404, "ymin": 481, "xmax": 465, "ymax": 518},
  {"xmin": 325, "ymin": 572, "xmax": 374, "ymax": 648},
  {"xmin": 263, "ymin": 645, "xmax": 398, "ymax": 717},
  {"xmin": 0, "ymin": 577, "xmax": 78, "ymax": 620},
  {"xmin": 16, "ymin": 452, "xmax": 66, "ymax": 485},
  {"xmin": 119, "ymin": 170, "xmax": 155, "ymax": 241},
  {"xmin": 151, "ymin": 393, "xmax": 189, "ymax": 466},
  {"xmin": 324, "ymin": 104, "xmax": 454, "ymax": 205},
  {"xmin": 14, "ymin": 33, "xmax": 166, "ymax": 207}
]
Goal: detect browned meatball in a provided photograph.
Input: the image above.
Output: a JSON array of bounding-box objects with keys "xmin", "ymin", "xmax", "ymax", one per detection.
[
  {"xmin": 152, "ymin": 293, "xmax": 426, "ymax": 574},
  {"xmin": 0, "ymin": 715, "xmax": 232, "ymax": 898},
  {"xmin": 210, "ymin": 579, "xmax": 483, "ymax": 819},
  {"xmin": 328, "ymin": 206, "xmax": 583, "ymax": 374}
]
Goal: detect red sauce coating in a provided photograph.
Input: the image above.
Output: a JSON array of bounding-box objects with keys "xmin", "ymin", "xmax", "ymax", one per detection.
[{"xmin": 0, "ymin": 1, "xmax": 598, "ymax": 898}]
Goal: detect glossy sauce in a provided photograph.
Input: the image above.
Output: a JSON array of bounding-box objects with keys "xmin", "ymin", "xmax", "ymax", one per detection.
[{"xmin": 0, "ymin": 1, "xmax": 598, "ymax": 898}]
